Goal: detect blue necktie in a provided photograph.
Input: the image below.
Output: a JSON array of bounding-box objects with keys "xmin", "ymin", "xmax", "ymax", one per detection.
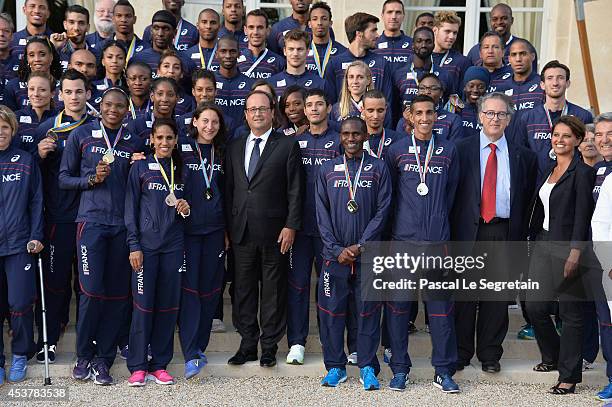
[{"xmin": 247, "ymin": 137, "xmax": 262, "ymax": 181}]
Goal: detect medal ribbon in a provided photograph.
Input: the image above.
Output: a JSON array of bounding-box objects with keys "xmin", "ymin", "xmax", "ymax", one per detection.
[
  {"xmin": 173, "ymin": 19, "xmax": 184, "ymax": 49},
  {"xmin": 154, "ymin": 154, "xmax": 175, "ymax": 194},
  {"xmin": 194, "ymin": 142, "xmax": 214, "ymax": 191},
  {"xmin": 311, "ymin": 41, "xmax": 332, "ymax": 78},
  {"xmin": 409, "ymin": 56, "xmax": 435, "ymax": 86},
  {"xmin": 438, "ymin": 50, "xmax": 450, "ymax": 67},
  {"xmin": 411, "ymin": 131, "xmax": 435, "ymax": 186},
  {"xmin": 125, "ymin": 36, "xmax": 136, "ymax": 67},
  {"xmin": 365, "ymin": 129, "xmax": 385, "ymax": 158},
  {"xmin": 199, "ymin": 43, "xmax": 217, "ymax": 70},
  {"xmin": 99, "ymin": 120, "xmax": 123, "ymax": 156},
  {"xmin": 343, "ymin": 153, "xmax": 364, "ymax": 202},
  {"xmin": 243, "ymin": 48, "xmax": 269, "ymax": 77},
  {"xmin": 544, "ymin": 103, "xmax": 569, "ymax": 130},
  {"xmin": 51, "ymin": 110, "xmax": 87, "ymax": 133}
]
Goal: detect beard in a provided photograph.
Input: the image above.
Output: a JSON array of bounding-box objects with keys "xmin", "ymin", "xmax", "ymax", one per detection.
[{"xmin": 94, "ymin": 15, "xmax": 115, "ymax": 36}]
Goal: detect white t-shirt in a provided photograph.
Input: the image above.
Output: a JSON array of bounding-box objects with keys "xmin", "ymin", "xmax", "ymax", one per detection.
[{"xmin": 539, "ymin": 178, "xmax": 556, "ymax": 232}]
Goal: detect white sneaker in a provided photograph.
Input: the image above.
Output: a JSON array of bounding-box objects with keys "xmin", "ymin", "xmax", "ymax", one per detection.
[
  {"xmin": 347, "ymin": 352, "xmax": 358, "ymax": 365},
  {"xmin": 583, "ymin": 359, "xmax": 596, "ymax": 371},
  {"xmin": 286, "ymin": 344, "xmax": 305, "ymax": 365},
  {"xmin": 211, "ymin": 319, "xmax": 226, "ymax": 333}
]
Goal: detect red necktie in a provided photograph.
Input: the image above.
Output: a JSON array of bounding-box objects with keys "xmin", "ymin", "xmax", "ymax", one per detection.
[{"xmin": 481, "ymin": 143, "xmax": 497, "ymax": 223}]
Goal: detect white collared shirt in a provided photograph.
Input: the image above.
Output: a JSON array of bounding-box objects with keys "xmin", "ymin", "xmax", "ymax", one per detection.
[
  {"xmin": 479, "ymin": 131, "xmax": 511, "ymax": 218},
  {"xmin": 244, "ymin": 127, "xmax": 273, "ymax": 175}
]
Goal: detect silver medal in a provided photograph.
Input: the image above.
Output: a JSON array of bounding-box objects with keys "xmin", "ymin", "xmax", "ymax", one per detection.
[
  {"xmin": 102, "ymin": 151, "xmax": 115, "ymax": 164},
  {"xmin": 347, "ymin": 199, "xmax": 359, "ymax": 213},
  {"xmin": 417, "ymin": 182, "xmax": 429, "ymax": 196},
  {"xmin": 165, "ymin": 193, "xmax": 178, "ymax": 207}
]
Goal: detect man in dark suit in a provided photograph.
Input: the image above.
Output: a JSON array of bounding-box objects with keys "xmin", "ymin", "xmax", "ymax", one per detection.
[
  {"xmin": 224, "ymin": 90, "xmax": 304, "ymax": 367},
  {"xmin": 450, "ymin": 92, "xmax": 537, "ymax": 373}
]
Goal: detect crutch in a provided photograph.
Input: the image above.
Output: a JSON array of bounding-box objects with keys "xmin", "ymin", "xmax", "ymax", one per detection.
[{"xmin": 28, "ymin": 242, "xmax": 51, "ymax": 385}]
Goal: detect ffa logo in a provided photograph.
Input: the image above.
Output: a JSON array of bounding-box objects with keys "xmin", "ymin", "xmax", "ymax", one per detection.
[
  {"xmin": 324, "ymin": 140, "xmax": 334, "ymax": 148},
  {"xmin": 402, "ymin": 42, "xmax": 410, "ymax": 49},
  {"xmin": 304, "ymin": 80, "xmax": 313, "ymax": 87},
  {"xmin": 11, "ymin": 155, "xmax": 20, "ymax": 162},
  {"xmin": 445, "ymin": 58, "xmax": 453, "ymax": 64},
  {"xmin": 502, "ymin": 73, "xmax": 511, "ymax": 80},
  {"xmin": 529, "ymin": 84, "xmax": 538, "ymax": 92},
  {"xmin": 384, "ymin": 137, "xmax": 392, "ymax": 146},
  {"xmin": 364, "ymin": 164, "xmax": 373, "ymax": 171},
  {"xmin": 369, "ymin": 60, "xmax": 376, "ymax": 67},
  {"xmin": 136, "ymin": 45, "xmax": 143, "ymax": 52},
  {"xmin": 436, "ymin": 147, "xmax": 444, "ymax": 154},
  {"xmin": 438, "ymin": 114, "xmax": 447, "ymax": 120},
  {"xmin": 267, "ymin": 57, "xmax": 275, "ymax": 63},
  {"xmin": 238, "ymin": 82, "xmax": 246, "ymax": 89},
  {"xmin": 181, "ymin": 29, "xmax": 188, "ymax": 35},
  {"xmin": 331, "ymin": 48, "xmax": 337, "ymax": 54}
]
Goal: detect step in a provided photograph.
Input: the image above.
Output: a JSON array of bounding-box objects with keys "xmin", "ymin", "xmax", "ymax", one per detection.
[{"xmin": 12, "ymin": 352, "xmax": 610, "ymax": 386}]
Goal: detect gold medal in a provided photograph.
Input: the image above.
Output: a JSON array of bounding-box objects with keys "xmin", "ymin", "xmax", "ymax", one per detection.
[{"xmin": 102, "ymin": 151, "xmax": 115, "ymax": 164}]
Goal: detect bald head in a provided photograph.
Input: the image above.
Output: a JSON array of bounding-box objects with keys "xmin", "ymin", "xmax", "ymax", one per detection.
[{"xmin": 69, "ymin": 49, "xmax": 97, "ymax": 79}]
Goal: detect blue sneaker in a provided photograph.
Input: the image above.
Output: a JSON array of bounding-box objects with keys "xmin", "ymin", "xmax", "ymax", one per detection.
[
  {"xmin": 9, "ymin": 355, "xmax": 28, "ymax": 383},
  {"xmin": 185, "ymin": 359, "xmax": 204, "ymax": 379},
  {"xmin": 433, "ymin": 373, "xmax": 460, "ymax": 393},
  {"xmin": 91, "ymin": 361, "xmax": 113, "ymax": 386},
  {"xmin": 72, "ymin": 358, "xmax": 91, "ymax": 381},
  {"xmin": 389, "ymin": 372, "xmax": 408, "ymax": 391},
  {"xmin": 359, "ymin": 366, "xmax": 380, "ymax": 391},
  {"xmin": 383, "ymin": 348, "xmax": 392, "ymax": 364},
  {"xmin": 517, "ymin": 324, "xmax": 535, "ymax": 340},
  {"xmin": 0, "ymin": 366, "xmax": 5, "ymax": 385},
  {"xmin": 119, "ymin": 345, "xmax": 129, "ymax": 360},
  {"xmin": 197, "ymin": 350, "xmax": 208, "ymax": 366},
  {"xmin": 596, "ymin": 378, "xmax": 612, "ymax": 402},
  {"xmin": 321, "ymin": 368, "xmax": 347, "ymax": 387}
]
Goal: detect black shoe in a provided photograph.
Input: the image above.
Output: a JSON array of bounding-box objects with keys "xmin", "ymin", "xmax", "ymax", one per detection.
[
  {"xmin": 260, "ymin": 351, "xmax": 277, "ymax": 367},
  {"xmin": 407, "ymin": 321, "xmax": 418, "ymax": 334},
  {"xmin": 228, "ymin": 350, "xmax": 258, "ymax": 365},
  {"xmin": 36, "ymin": 345, "xmax": 56, "ymax": 364},
  {"xmin": 456, "ymin": 362, "xmax": 468, "ymax": 371},
  {"xmin": 482, "ymin": 361, "xmax": 501, "ymax": 373}
]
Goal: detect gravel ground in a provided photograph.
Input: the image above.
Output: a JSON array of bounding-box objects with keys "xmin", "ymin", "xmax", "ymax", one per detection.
[{"xmin": 1, "ymin": 377, "xmax": 604, "ymax": 407}]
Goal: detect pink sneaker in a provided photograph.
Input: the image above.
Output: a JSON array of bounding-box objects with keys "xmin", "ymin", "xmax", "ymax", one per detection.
[
  {"xmin": 128, "ymin": 370, "xmax": 147, "ymax": 387},
  {"xmin": 146, "ymin": 370, "xmax": 175, "ymax": 385}
]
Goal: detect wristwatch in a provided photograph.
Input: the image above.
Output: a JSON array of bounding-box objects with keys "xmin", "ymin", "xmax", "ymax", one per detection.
[{"xmin": 87, "ymin": 175, "xmax": 97, "ymax": 188}]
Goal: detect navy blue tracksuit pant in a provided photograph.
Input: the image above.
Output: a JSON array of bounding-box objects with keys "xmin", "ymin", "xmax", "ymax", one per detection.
[
  {"xmin": 76, "ymin": 223, "xmax": 130, "ymax": 368},
  {"xmin": 318, "ymin": 260, "xmax": 381, "ymax": 375},
  {"xmin": 287, "ymin": 234, "xmax": 323, "ymax": 347},
  {"xmin": 35, "ymin": 222, "xmax": 76, "ymax": 347},
  {"xmin": 179, "ymin": 230, "xmax": 225, "ymax": 362},
  {"xmin": 128, "ymin": 249, "xmax": 182, "ymax": 373},
  {"xmin": 0, "ymin": 253, "xmax": 36, "ymax": 368},
  {"xmin": 385, "ymin": 299, "xmax": 457, "ymax": 375}
]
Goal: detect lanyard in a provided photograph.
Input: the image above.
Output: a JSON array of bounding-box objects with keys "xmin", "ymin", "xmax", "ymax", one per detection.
[
  {"xmin": 51, "ymin": 110, "xmax": 87, "ymax": 133},
  {"xmin": 544, "ymin": 103, "xmax": 568, "ymax": 130},
  {"xmin": 86, "ymin": 102, "xmax": 100, "ymax": 117},
  {"xmin": 99, "ymin": 120, "xmax": 123, "ymax": 153},
  {"xmin": 199, "ymin": 43, "xmax": 217, "ymax": 70},
  {"xmin": 365, "ymin": 129, "xmax": 385, "ymax": 158},
  {"xmin": 173, "ymin": 19, "xmax": 184, "ymax": 48},
  {"xmin": 409, "ymin": 56, "xmax": 435, "ymax": 86},
  {"xmin": 411, "ymin": 131, "xmax": 435, "ymax": 186},
  {"xmin": 125, "ymin": 36, "xmax": 136, "ymax": 67},
  {"xmin": 311, "ymin": 41, "xmax": 332, "ymax": 78},
  {"xmin": 154, "ymin": 154, "xmax": 174, "ymax": 193},
  {"xmin": 438, "ymin": 50, "xmax": 450, "ymax": 67},
  {"xmin": 194, "ymin": 142, "xmax": 214, "ymax": 190},
  {"xmin": 343, "ymin": 153, "xmax": 364, "ymax": 202},
  {"xmin": 243, "ymin": 48, "xmax": 269, "ymax": 77}
]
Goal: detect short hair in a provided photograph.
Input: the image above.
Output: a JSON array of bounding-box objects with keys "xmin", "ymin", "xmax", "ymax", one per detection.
[
  {"xmin": 310, "ymin": 2, "xmax": 332, "ymax": 20},
  {"xmin": 246, "ymin": 9, "xmax": 269, "ymax": 27},
  {"xmin": 65, "ymin": 4, "xmax": 90, "ymax": 23},
  {"xmin": 198, "ymin": 8, "xmax": 220, "ymax": 21},
  {"xmin": 245, "ymin": 89, "xmax": 276, "ymax": 110},
  {"xmin": 101, "ymin": 86, "xmax": 129, "ymax": 104},
  {"xmin": 552, "ymin": 115, "xmax": 586, "ymax": 143},
  {"xmin": 585, "ymin": 123, "xmax": 595, "ymax": 134},
  {"xmin": 409, "ymin": 94, "xmax": 436, "ymax": 111},
  {"xmin": 159, "ymin": 49, "xmax": 184, "ymax": 71},
  {"xmin": 415, "ymin": 12, "xmax": 434, "ymax": 25},
  {"xmin": 191, "ymin": 69, "xmax": 216, "ymax": 87},
  {"xmin": 25, "ymin": 0, "xmax": 50, "ymax": 7},
  {"xmin": 382, "ymin": 0, "xmax": 404, "ymax": 12},
  {"xmin": 540, "ymin": 60, "xmax": 571, "ymax": 81},
  {"xmin": 477, "ymin": 92, "xmax": 515, "ymax": 116},
  {"xmin": 492, "ymin": 3, "xmax": 513, "ymax": 17},
  {"xmin": 480, "ymin": 31, "xmax": 504, "ymax": 48},
  {"xmin": 413, "ymin": 26, "xmax": 434, "ymax": 39},
  {"xmin": 114, "ymin": 0, "xmax": 135, "ymax": 14},
  {"xmin": 217, "ymin": 34, "xmax": 239, "ymax": 49},
  {"xmin": 418, "ymin": 72, "xmax": 444, "ymax": 92},
  {"xmin": 340, "ymin": 116, "xmax": 367, "ymax": 134},
  {"xmin": 304, "ymin": 88, "xmax": 329, "ymax": 106},
  {"xmin": 251, "ymin": 79, "xmax": 278, "ymax": 100},
  {"xmin": 509, "ymin": 38, "xmax": 534, "ymax": 54},
  {"xmin": 126, "ymin": 60, "xmax": 153, "ymax": 76},
  {"xmin": 284, "ymin": 29, "xmax": 311, "ymax": 47},
  {"xmin": 434, "ymin": 10, "xmax": 461, "ymax": 27},
  {"xmin": 151, "ymin": 76, "xmax": 180, "ymax": 94},
  {"xmin": 59, "ymin": 68, "xmax": 89, "ymax": 91},
  {"xmin": 362, "ymin": 89, "xmax": 386, "ymax": 104},
  {"xmin": 345, "ymin": 12, "xmax": 379, "ymax": 44},
  {"xmin": 0, "ymin": 105, "xmax": 18, "ymax": 137},
  {"xmin": 0, "ymin": 12, "xmax": 15, "ymax": 32},
  {"xmin": 594, "ymin": 112, "xmax": 612, "ymax": 126}
]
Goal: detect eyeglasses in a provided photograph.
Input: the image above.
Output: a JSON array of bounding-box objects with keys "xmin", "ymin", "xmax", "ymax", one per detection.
[
  {"xmin": 246, "ymin": 106, "xmax": 271, "ymax": 115},
  {"xmin": 482, "ymin": 111, "xmax": 509, "ymax": 120},
  {"xmin": 418, "ymin": 85, "xmax": 441, "ymax": 92}
]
